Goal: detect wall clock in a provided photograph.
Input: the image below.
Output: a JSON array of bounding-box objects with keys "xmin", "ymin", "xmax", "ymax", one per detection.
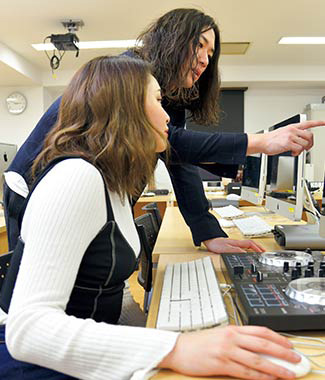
[{"xmin": 6, "ymin": 92, "xmax": 27, "ymax": 115}]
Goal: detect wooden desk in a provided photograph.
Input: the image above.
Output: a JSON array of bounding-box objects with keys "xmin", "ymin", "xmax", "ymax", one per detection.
[
  {"xmin": 152, "ymin": 206, "xmax": 306, "ymax": 260},
  {"xmin": 135, "ymin": 191, "xmax": 253, "ymax": 220},
  {"xmin": 134, "ymin": 194, "xmax": 174, "ymax": 219},
  {"xmin": 147, "ymin": 253, "xmax": 325, "ymax": 380},
  {"xmin": 204, "ymin": 190, "xmax": 254, "ymax": 207},
  {"xmin": 147, "ymin": 206, "xmax": 324, "ymax": 378}
]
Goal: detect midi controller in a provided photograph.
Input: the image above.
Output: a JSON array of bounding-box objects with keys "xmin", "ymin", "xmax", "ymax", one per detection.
[{"xmin": 221, "ymin": 251, "xmax": 325, "ymax": 331}]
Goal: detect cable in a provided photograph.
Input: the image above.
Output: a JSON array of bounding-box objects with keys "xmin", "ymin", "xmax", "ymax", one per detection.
[
  {"xmin": 220, "ymin": 283, "xmax": 241, "ymax": 326},
  {"xmin": 281, "ymin": 333, "xmax": 325, "ymax": 370},
  {"xmin": 281, "ymin": 333, "xmax": 325, "ymax": 345},
  {"xmin": 312, "ymin": 370, "xmax": 325, "ymax": 374},
  {"xmin": 303, "ymin": 179, "xmax": 321, "ymax": 221},
  {"xmin": 225, "ymin": 291, "xmax": 241, "ymax": 325},
  {"xmin": 43, "ymin": 36, "xmax": 67, "ymax": 74}
]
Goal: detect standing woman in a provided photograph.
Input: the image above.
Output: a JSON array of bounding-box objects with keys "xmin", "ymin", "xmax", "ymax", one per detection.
[
  {"xmin": 0, "ymin": 56, "xmax": 301, "ymax": 380},
  {"xmin": 130, "ymin": 8, "xmax": 317, "ymax": 253}
]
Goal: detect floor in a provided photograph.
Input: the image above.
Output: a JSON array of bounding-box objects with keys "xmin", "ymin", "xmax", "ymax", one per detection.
[{"xmin": 128, "ymin": 270, "xmax": 145, "ymax": 311}]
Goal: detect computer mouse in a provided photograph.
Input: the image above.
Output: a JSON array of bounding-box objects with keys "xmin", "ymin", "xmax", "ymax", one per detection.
[
  {"xmin": 260, "ymin": 351, "xmax": 311, "ymax": 378},
  {"xmin": 226, "ymin": 193, "xmax": 241, "ymax": 201}
]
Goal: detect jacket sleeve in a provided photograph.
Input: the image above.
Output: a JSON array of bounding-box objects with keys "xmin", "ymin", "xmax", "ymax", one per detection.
[
  {"xmin": 162, "ymin": 124, "xmax": 248, "ymax": 245},
  {"xmin": 167, "ymin": 124, "xmax": 248, "ymax": 177},
  {"xmin": 168, "ymin": 162, "xmax": 228, "ymax": 246}
]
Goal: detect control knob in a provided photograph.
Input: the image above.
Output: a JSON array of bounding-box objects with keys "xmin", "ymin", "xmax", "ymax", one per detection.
[
  {"xmin": 256, "ymin": 271, "xmax": 264, "ymax": 282},
  {"xmin": 291, "ymin": 268, "xmax": 299, "ymax": 280},
  {"xmin": 283, "ymin": 261, "xmax": 289, "ymax": 273},
  {"xmin": 304, "ymin": 269, "xmax": 312, "ymax": 278}
]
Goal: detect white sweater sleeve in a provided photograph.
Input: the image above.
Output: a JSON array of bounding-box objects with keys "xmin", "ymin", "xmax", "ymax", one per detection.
[{"xmin": 6, "ymin": 159, "xmax": 178, "ymax": 380}]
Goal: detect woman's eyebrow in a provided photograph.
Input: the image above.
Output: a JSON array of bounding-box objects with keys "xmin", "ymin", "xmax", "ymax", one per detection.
[{"xmin": 200, "ymin": 34, "xmax": 215, "ymax": 55}]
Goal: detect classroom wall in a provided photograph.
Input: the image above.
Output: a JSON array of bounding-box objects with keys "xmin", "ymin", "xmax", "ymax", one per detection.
[
  {"xmin": 0, "ymin": 86, "xmax": 44, "ymax": 147},
  {"xmin": 0, "ymin": 85, "xmax": 324, "ymax": 149},
  {"xmin": 244, "ymin": 88, "xmax": 325, "ymax": 133}
]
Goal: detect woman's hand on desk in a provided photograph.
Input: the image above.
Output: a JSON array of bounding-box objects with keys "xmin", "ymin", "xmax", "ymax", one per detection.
[
  {"xmin": 203, "ymin": 238, "xmax": 265, "ymax": 253},
  {"xmin": 158, "ymin": 325, "xmax": 299, "ymax": 379}
]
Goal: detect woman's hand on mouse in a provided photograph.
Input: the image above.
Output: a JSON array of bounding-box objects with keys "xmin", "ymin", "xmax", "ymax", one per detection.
[{"xmin": 158, "ymin": 325, "xmax": 301, "ymax": 380}]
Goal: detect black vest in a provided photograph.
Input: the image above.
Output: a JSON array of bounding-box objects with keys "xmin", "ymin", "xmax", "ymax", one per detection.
[{"xmin": 0, "ymin": 157, "xmax": 138, "ymax": 324}]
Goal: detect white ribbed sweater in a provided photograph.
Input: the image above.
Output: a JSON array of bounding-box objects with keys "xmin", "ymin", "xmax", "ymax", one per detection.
[{"xmin": 4, "ymin": 159, "xmax": 178, "ymax": 380}]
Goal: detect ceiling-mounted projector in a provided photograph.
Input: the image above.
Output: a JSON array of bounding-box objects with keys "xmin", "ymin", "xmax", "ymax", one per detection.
[
  {"xmin": 44, "ymin": 19, "xmax": 84, "ymax": 72},
  {"xmin": 50, "ymin": 33, "xmax": 79, "ymax": 51}
]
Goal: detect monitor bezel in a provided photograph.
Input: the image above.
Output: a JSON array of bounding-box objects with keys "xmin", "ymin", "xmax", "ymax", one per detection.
[
  {"xmin": 265, "ymin": 114, "xmax": 306, "ymax": 221},
  {"xmin": 241, "ymin": 130, "xmax": 268, "ymax": 206}
]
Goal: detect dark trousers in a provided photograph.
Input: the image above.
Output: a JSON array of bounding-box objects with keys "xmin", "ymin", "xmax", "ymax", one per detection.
[
  {"xmin": 3, "ymin": 183, "xmax": 26, "ymax": 251},
  {"xmin": 0, "ymin": 325, "xmax": 77, "ymax": 379}
]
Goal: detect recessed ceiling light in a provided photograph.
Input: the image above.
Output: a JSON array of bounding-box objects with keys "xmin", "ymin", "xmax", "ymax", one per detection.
[
  {"xmin": 279, "ymin": 37, "xmax": 325, "ymax": 44},
  {"xmin": 32, "ymin": 39, "xmax": 142, "ymax": 51}
]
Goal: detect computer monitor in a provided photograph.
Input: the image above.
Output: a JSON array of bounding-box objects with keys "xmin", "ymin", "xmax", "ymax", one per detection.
[
  {"xmin": 270, "ymin": 156, "xmax": 295, "ymax": 191},
  {"xmin": 241, "ymin": 130, "xmax": 267, "ymax": 205},
  {"xmin": 265, "ymin": 114, "xmax": 306, "ymax": 221},
  {"xmin": 0, "ymin": 143, "xmax": 18, "ymax": 202},
  {"xmin": 197, "ymin": 166, "xmax": 222, "ymax": 190}
]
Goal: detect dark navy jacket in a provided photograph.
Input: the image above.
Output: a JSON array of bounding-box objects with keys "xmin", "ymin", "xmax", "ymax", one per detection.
[{"xmin": 8, "ymin": 97, "xmax": 247, "ymax": 246}]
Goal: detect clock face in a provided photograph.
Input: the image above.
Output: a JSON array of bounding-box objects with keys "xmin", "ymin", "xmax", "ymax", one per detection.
[{"xmin": 6, "ymin": 92, "xmax": 27, "ymax": 115}]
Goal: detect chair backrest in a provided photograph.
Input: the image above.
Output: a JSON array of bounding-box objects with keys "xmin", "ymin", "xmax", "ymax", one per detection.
[
  {"xmin": 0, "ymin": 251, "xmax": 13, "ymax": 293},
  {"xmin": 134, "ymin": 213, "xmax": 158, "ymax": 292},
  {"xmin": 141, "ymin": 202, "xmax": 162, "ymax": 230}
]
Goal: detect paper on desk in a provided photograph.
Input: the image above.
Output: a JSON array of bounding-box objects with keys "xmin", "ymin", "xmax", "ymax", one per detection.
[
  {"xmin": 213, "ymin": 205, "xmax": 244, "ymax": 219},
  {"xmin": 218, "ymin": 218, "xmax": 235, "ymax": 228}
]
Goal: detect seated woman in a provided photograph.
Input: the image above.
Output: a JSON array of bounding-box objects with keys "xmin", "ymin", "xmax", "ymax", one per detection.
[{"xmin": 0, "ymin": 56, "xmax": 299, "ymax": 380}]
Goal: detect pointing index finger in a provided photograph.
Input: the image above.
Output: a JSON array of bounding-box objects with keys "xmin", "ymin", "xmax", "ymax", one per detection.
[{"xmin": 296, "ymin": 120, "xmax": 325, "ymax": 130}]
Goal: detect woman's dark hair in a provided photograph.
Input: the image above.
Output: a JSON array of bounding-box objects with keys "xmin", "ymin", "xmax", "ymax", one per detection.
[
  {"xmin": 32, "ymin": 56, "xmax": 162, "ymax": 199},
  {"xmin": 134, "ymin": 8, "xmax": 221, "ymax": 125}
]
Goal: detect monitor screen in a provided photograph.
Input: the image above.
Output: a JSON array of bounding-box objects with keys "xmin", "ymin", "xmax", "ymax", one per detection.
[
  {"xmin": 242, "ymin": 155, "xmax": 261, "ymax": 189},
  {"xmin": 241, "ymin": 130, "xmax": 267, "ymax": 205},
  {"xmin": 265, "ymin": 114, "xmax": 306, "ymax": 221},
  {"xmin": 270, "ymin": 155, "xmax": 296, "ymax": 191},
  {"xmin": 0, "ymin": 143, "xmax": 18, "ymax": 202}
]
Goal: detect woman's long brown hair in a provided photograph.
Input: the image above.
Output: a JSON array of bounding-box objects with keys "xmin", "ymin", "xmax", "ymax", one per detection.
[
  {"xmin": 32, "ymin": 56, "xmax": 159, "ymax": 199},
  {"xmin": 133, "ymin": 8, "xmax": 221, "ymax": 125}
]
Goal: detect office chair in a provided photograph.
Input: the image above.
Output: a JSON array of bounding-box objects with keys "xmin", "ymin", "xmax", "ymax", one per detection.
[
  {"xmin": 141, "ymin": 202, "xmax": 162, "ymax": 230},
  {"xmin": 0, "ymin": 251, "xmax": 13, "ymax": 292},
  {"xmin": 134, "ymin": 213, "xmax": 158, "ymax": 313}
]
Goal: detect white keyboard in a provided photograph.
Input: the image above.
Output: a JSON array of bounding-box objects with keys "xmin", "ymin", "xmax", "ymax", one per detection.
[
  {"xmin": 213, "ymin": 204, "xmax": 244, "ymax": 219},
  {"xmin": 156, "ymin": 257, "xmax": 229, "ymax": 331},
  {"xmin": 233, "ymin": 215, "xmax": 272, "ymax": 237}
]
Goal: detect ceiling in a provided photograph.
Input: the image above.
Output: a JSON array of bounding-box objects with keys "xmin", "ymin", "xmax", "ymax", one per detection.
[{"xmin": 1, "ymin": 0, "xmax": 325, "ymax": 87}]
